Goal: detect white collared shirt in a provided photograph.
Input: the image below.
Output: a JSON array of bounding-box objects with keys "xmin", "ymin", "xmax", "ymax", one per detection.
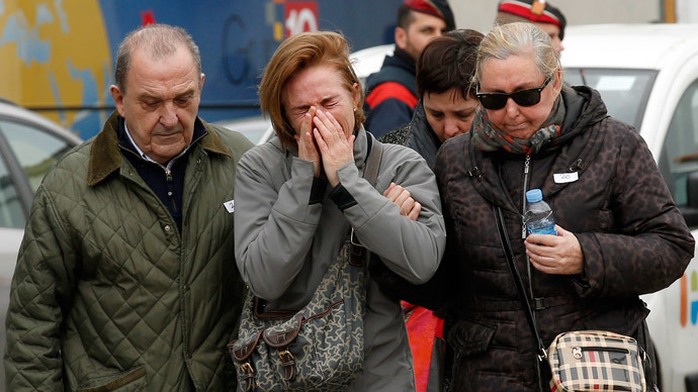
[{"xmin": 123, "ymin": 122, "xmax": 190, "ymax": 170}]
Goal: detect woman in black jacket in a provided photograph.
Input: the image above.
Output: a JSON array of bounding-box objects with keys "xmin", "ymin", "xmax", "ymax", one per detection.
[{"xmin": 427, "ymin": 22, "xmax": 694, "ymax": 391}]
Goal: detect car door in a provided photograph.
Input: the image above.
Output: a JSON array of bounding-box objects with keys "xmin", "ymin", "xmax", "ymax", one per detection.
[
  {"xmin": 0, "ymin": 115, "xmax": 79, "ymax": 389},
  {"xmin": 652, "ymin": 67, "xmax": 698, "ymax": 392}
]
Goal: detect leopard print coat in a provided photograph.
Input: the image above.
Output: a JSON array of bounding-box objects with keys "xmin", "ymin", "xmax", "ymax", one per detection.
[{"xmin": 431, "ymin": 85, "xmax": 694, "ymax": 391}]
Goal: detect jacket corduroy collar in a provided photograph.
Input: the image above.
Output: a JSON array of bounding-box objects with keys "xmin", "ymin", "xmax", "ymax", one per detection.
[{"xmin": 87, "ymin": 111, "xmax": 233, "ymax": 186}]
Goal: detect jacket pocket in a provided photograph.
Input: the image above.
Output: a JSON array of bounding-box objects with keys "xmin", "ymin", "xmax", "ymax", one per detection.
[
  {"xmin": 76, "ymin": 365, "xmax": 147, "ymax": 392},
  {"xmin": 446, "ymin": 319, "xmax": 496, "ymax": 357}
]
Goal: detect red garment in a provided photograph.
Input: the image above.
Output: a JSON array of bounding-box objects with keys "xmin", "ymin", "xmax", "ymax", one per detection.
[
  {"xmin": 403, "ymin": 301, "xmax": 444, "ymax": 392},
  {"xmin": 365, "ymin": 82, "xmax": 419, "ymax": 110}
]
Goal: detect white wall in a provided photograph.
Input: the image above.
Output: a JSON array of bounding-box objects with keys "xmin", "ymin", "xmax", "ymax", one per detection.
[{"xmin": 451, "ymin": 0, "xmax": 662, "ymax": 34}]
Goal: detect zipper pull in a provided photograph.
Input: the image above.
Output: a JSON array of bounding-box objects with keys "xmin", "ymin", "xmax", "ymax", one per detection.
[
  {"xmin": 524, "ymin": 155, "xmax": 531, "ymax": 175},
  {"xmin": 522, "ymin": 155, "xmax": 531, "ymax": 239},
  {"xmin": 568, "ymin": 158, "xmax": 583, "ymax": 172}
]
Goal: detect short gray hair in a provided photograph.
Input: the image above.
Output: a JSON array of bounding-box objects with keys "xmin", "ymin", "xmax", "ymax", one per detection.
[{"xmin": 114, "ymin": 23, "xmax": 202, "ymax": 93}]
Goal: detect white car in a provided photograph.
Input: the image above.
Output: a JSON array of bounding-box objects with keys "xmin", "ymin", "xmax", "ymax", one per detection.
[
  {"xmin": 351, "ymin": 24, "xmax": 698, "ymax": 391},
  {"xmin": 215, "ymin": 115, "xmax": 275, "ymax": 145},
  {"xmin": 0, "ymin": 99, "xmax": 82, "ymax": 388},
  {"xmin": 351, "ymin": 43, "xmax": 394, "ymax": 88},
  {"xmin": 562, "ymin": 24, "xmax": 698, "ymax": 392}
]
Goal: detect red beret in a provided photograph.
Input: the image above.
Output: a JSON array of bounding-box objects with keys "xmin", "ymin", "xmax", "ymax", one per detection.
[
  {"xmin": 403, "ymin": 0, "xmax": 456, "ymax": 31},
  {"xmin": 497, "ymin": 0, "xmax": 567, "ymax": 39}
]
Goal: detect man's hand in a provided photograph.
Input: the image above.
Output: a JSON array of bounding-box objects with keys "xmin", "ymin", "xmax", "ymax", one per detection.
[
  {"xmin": 384, "ymin": 182, "xmax": 421, "ymax": 221},
  {"xmin": 525, "ymin": 225, "xmax": 583, "ymax": 275}
]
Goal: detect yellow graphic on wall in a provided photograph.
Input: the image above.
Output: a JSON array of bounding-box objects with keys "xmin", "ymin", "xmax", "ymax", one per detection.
[{"xmin": 0, "ymin": 0, "xmax": 111, "ymax": 137}]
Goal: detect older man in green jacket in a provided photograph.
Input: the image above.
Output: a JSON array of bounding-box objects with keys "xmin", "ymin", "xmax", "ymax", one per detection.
[{"xmin": 4, "ymin": 24, "xmax": 253, "ymax": 390}]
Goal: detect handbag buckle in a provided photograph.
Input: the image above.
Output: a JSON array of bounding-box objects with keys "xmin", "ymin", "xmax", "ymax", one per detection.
[
  {"xmin": 349, "ymin": 228, "xmax": 367, "ymax": 266},
  {"xmin": 241, "ymin": 362, "xmax": 254, "ymax": 374},
  {"xmin": 240, "ymin": 362, "xmax": 257, "ymax": 392},
  {"xmin": 279, "ymin": 349, "xmax": 296, "ymax": 381},
  {"xmin": 350, "ymin": 228, "xmax": 361, "ymax": 247},
  {"xmin": 537, "ymin": 348, "xmax": 548, "ymax": 362}
]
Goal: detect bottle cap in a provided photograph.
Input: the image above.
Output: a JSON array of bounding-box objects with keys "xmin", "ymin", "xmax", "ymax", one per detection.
[{"xmin": 526, "ymin": 189, "xmax": 543, "ymax": 203}]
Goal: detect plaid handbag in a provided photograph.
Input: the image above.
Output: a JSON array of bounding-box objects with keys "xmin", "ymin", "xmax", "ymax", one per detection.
[
  {"xmin": 495, "ymin": 207, "xmax": 648, "ymax": 392},
  {"xmin": 548, "ymin": 330, "xmax": 646, "ymax": 392}
]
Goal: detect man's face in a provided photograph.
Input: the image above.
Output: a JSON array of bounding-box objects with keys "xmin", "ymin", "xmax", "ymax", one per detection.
[
  {"xmin": 110, "ymin": 45, "xmax": 204, "ymax": 165},
  {"xmin": 535, "ymin": 22, "xmax": 564, "ymax": 53},
  {"xmin": 396, "ymin": 11, "xmax": 448, "ymax": 61}
]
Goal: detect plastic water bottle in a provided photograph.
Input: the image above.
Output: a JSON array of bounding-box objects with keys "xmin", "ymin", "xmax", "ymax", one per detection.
[{"xmin": 525, "ymin": 189, "xmax": 557, "ymax": 235}]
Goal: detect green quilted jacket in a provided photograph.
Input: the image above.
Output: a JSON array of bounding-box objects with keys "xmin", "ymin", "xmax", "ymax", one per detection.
[{"xmin": 4, "ymin": 112, "xmax": 253, "ymax": 391}]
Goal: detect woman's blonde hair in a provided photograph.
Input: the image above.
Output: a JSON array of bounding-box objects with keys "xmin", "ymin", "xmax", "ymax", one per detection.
[
  {"xmin": 258, "ymin": 31, "xmax": 365, "ymax": 148},
  {"xmin": 474, "ymin": 22, "xmax": 560, "ymax": 86}
]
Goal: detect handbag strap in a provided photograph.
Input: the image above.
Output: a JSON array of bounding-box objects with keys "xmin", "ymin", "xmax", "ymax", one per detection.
[
  {"xmin": 349, "ymin": 133, "xmax": 383, "ymax": 265},
  {"xmin": 494, "ymin": 206, "xmax": 547, "ymax": 362},
  {"xmin": 363, "ymin": 132, "xmax": 383, "ymax": 186}
]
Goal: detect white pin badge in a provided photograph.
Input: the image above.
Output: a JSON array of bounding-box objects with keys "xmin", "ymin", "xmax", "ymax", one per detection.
[
  {"xmin": 223, "ymin": 199, "xmax": 235, "ymax": 213},
  {"xmin": 553, "ymin": 172, "xmax": 579, "ymax": 184}
]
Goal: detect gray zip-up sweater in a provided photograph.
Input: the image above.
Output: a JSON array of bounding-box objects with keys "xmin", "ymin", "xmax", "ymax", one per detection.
[{"xmin": 234, "ymin": 128, "xmax": 446, "ymax": 391}]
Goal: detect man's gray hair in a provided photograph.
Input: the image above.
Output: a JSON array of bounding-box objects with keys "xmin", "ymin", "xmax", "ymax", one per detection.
[{"xmin": 114, "ymin": 23, "xmax": 202, "ymax": 93}]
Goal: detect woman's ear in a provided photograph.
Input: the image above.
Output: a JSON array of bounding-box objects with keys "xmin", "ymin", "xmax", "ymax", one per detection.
[
  {"xmin": 553, "ymin": 67, "xmax": 563, "ymax": 94},
  {"xmin": 352, "ymin": 82, "xmax": 361, "ymax": 107}
]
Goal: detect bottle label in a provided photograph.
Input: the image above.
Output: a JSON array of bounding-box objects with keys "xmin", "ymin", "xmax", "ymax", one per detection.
[{"xmin": 528, "ymin": 223, "xmax": 557, "ymax": 235}]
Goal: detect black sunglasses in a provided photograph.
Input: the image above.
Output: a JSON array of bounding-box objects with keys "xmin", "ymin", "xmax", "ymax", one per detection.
[{"xmin": 476, "ymin": 77, "xmax": 552, "ymax": 110}]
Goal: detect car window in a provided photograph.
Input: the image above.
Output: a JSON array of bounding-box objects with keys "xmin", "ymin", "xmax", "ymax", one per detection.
[
  {"xmin": 564, "ymin": 68, "xmax": 656, "ymax": 130},
  {"xmin": 659, "ymin": 79, "xmax": 698, "ymax": 206},
  {"xmin": 0, "ymin": 119, "xmax": 75, "ymax": 229},
  {"xmin": 0, "ymin": 156, "xmax": 23, "ymax": 229},
  {"xmin": 0, "ymin": 120, "xmax": 74, "ymax": 192}
]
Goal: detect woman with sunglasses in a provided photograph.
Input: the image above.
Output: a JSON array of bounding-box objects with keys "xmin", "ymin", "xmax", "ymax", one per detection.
[{"xmin": 422, "ymin": 22, "xmax": 694, "ymax": 391}]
